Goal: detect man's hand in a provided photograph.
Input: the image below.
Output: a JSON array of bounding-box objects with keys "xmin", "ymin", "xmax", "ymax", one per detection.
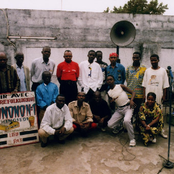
[
  {"xmin": 94, "ymin": 115, "xmax": 101, "ymax": 122},
  {"xmin": 55, "ymin": 127, "xmax": 66, "ymax": 136},
  {"xmin": 130, "ymin": 100, "xmax": 136, "ymax": 109}
]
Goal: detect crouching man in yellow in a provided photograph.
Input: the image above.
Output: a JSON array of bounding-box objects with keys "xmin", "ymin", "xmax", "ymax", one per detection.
[{"xmin": 38, "ymin": 94, "xmax": 74, "ymax": 147}]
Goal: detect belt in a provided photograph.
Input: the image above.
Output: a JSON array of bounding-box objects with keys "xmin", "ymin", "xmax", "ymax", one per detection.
[{"xmin": 118, "ymin": 102, "xmax": 130, "ymax": 108}]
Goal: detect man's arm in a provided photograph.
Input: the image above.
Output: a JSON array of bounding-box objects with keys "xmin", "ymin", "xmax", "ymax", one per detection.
[{"xmin": 121, "ymin": 84, "xmax": 136, "ymax": 109}]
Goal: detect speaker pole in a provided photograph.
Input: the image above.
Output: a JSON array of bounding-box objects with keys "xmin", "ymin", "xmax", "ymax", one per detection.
[
  {"xmin": 116, "ymin": 46, "xmax": 120, "ymax": 63},
  {"xmin": 163, "ymin": 66, "xmax": 174, "ymax": 168}
]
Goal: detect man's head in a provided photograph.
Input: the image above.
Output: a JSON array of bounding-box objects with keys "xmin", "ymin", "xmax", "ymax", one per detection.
[
  {"xmin": 96, "ymin": 51, "xmax": 103, "ymax": 63},
  {"xmin": 88, "ymin": 50, "xmax": 95, "ymax": 64},
  {"xmin": 77, "ymin": 92, "xmax": 85, "ymax": 103},
  {"xmin": 64, "ymin": 50, "xmax": 72, "ymax": 63},
  {"xmin": 109, "ymin": 53, "xmax": 118, "ymax": 65},
  {"xmin": 0, "ymin": 52, "xmax": 8, "ymax": 69},
  {"xmin": 132, "ymin": 52, "xmax": 141, "ymax": 66},
  {"xmin": 15, "ymin": 52, "xmax": 24, "ymax": 67},
  {"xmin": 56, "ymin": 94, "xmax": 65, "ymax": 109},
  {"xmin": 150, "ymin": 54, "xmax": 159, "ymax": 69},
  {"xmin": 42, "ymin": 71, "xmax": 52, "ymax": 85},
  {"xmin": 106, "ymin": 75, "xmax": 115, "ymax": 87},
  {"xmin": 93, "ymin": 91, "xmax": 102, "ymax": 103},
  {"xmin": 42, "ymin": 46, "xmax": 51, "ymax": 62}
]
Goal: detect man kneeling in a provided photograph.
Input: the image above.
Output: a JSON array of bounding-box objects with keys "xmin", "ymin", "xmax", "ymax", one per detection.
[
  {"xmin": 38, "ymin": 94, "xmax": 74, "ymax": 147},
  {"xmin": 68, "ymin": 92, "xmax": 97, "ymax": 137}
]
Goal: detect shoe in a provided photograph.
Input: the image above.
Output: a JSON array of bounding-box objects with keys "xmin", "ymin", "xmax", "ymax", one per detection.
[
  {"xmin": 160, "ymin": 129, "xmax": 168, "ymax": 139},
  {"xmin": 101, "ymin": 127, "xmax": 106, "ymax": 132},
  {"xmin": 129, "ymin": 139, "xmax": 136, "ymax": 147},
  {"xmin": 41, "ymin": 141, "xmax": 47, "ymax": 148},
  {"xmin": 112, "ymin": 125, "xmax": 123, "ymax": 134},
  {"xmin": 151, "ymin": 138, "xmax": 157, "ymax": 144}
]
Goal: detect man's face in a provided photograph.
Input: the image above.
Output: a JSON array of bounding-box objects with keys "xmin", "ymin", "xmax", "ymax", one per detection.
[
  {"xmin": 106, "ymin": 76, "xmax": 115, "ymax": 86},
  {"xmin": 43, "ymin": 73, "xmax": 51, "ymax": 85},
  {"xmin": 64, "ymin": 52, "xmax": 72, "ymax": 63},
  {"xmin": 132, "ymin": 54, "xmax": 140, "ymax": 64},
  {"xmin": 96, "ymin": 52, "xmax": 102, "ymax": 63},
  {"xmin": 15, "ymin": 53, "xmax": 24, "ymax": 65},
  {"xmin": 109, "ymin": 55, "xmax": 117, "ymax": 64},
  {"xmin": 56, "ymin": 96, "xmax": 65, "ymax": 109},
  {"xmin": 88, "ymin": 51, "xmax": 95, "ymax": 63},
  {"xmin": 150, "ymin": 56, "xmax": 159, "ymax": 69},
  {"xmin": 0, "ymin": 53, "xmax": 8, "ymax": 69},
  {"xmin": 94, "ymin": 93, "xmax": 101, "ymax": 103},
  {"xmin": 42, "ymin": 47, "xmax": 51, "ymax": 60},
  {"xmin": 77, "ymin": 92, "xmax": 85, "ymax": 103}
]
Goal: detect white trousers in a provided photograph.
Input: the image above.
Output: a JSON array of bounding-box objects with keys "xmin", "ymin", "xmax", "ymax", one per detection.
[{"xmin": 108, "ymin": 105, "xmax": 135, "ymax": 140}]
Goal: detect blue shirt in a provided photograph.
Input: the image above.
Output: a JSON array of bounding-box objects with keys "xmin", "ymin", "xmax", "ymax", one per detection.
[
  {"xmin": 106, "ymin": 63, "xmax": 126, "ymax": 84},
  {"xmin": 16, "ymin": 65, "xmax": 27, "ymax": 91},
  {"xmin": 36, "ymin": 82, "xmax": 59, "ymax": 109}
]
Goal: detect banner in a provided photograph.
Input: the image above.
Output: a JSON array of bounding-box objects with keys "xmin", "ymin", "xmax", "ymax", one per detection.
[{"xmin": 0, "ymin": 91, "xmax": 39, "ymax": 148}]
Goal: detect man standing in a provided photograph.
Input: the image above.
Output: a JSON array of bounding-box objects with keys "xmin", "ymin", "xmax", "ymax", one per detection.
[
  {"xmin": 95, "ymin": 51, "xmax": 108, "ymax": 102},
  {"xmin": 38, "ymin": 94, "xmax": 74, "ymax": 147},
  {"xmin": 142, "ymin": 54, "xmax": 169, "ymax": 138},
  {"xmin": 78, "ymin": 50, "xmax": 103, "ymax": 101},
  {"xmin": 0, "ymin": 52, "xmax": 20, "ymax": 93},
  {"xmin": 106, "ymin": 53, "xmax": 126, "ymax": 84},
  {"xmin": 126, "ymin": 52, "xmax": 146, "ymax": 126},
  {"xmin": 31, "ymin": 46, "xmax": 55, "ymax": 91},
  {"xmin": 12, "ymin": 52, "xmax": 30, "ymax": 91},
  {"xmin": 56, "ymin": 50, "xmax": 79, "ymax": 104},
  {"xmin": 68, "ymin": 92, "xmax": 97, "ymax": 137},
  {"xmin": 89, "ymin": 91, "xmax": 111, "ymax": 131},
  {"xmin": 107, "ymin": 75, "xmax": 136, "ymax": 147},
  {"xmin": 36, "ymin": 71, "xmax": 59, "ymax": 122}
]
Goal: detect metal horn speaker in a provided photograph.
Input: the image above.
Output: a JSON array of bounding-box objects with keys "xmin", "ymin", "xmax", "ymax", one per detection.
[{"xmin": 110, "ymin": 20, "xmax": 136, "ymax": 47}]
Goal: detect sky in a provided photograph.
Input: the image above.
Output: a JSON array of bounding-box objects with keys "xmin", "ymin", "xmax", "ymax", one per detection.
[{"xmin": 1, "ymin": 0, "xmax": 174, "ymax": 15}]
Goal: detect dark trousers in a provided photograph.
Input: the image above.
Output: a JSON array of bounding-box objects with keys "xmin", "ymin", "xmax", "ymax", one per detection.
[
  {"xmin": 60, "ymin": 80, "xmax": 78, "ymax": 104},
  {"xmin": 31, "ymin": 82, "xmax": 41, "ymax": 91}
]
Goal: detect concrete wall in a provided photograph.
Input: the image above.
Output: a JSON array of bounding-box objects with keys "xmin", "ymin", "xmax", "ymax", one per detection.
[{"xmin": 0, "ymin": 9, "xmax": 174, "ymax": 74}]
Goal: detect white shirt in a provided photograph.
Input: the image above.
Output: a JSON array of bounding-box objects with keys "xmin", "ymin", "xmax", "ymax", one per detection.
[
  {"xmin": 108, "ymin": 85, "xmax": 130, "ymax": 106},
  {"xmin": 30, "ymin": 57, "xmax": 55, "ymax": 83},
  {"xmin": 142, "ymin": 67, "xmax": 169, "ymax": 105},
  {"xmin": 78, "ymin": 60, "xmax": 103, "ymax": 93},
  {"xmin": 40, "ymin": 103, "xmax": 73, "ymax": 135}
]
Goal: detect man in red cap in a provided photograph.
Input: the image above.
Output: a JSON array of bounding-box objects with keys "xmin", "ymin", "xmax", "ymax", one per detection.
[{"xmin": 106, "ymin": 53, "xmax": 126, "ymax": 85}]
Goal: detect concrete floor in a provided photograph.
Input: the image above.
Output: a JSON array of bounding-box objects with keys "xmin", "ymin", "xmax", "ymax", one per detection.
[{"xmin": 1, "ymin": 122, "xmax": 174, "ymax": 174}]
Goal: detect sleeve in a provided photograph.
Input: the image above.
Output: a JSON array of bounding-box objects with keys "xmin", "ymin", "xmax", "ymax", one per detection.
[
  {"xmin": 96, "ymin": 65, "xmax": 103, "ymax": 89},
  {"xmin": 142, "ymin": 70, "xmax": 147, "ymax": 88},
  {"xmin": 122, "ymin": 66, "xmax": 126, "ymax": 84},
  {"xmin": 36, "ymin": 86, "xmax": 47, "ymax": 108},
  {"xmin": 126, "ymin": 67, "xmax": 129, "ymax": 82},
  {"xmin": 30, "ymin": 61, "xmax": 35, "ymax": 82},
  {"xmin": 68, "ymin": 103, "xmax": 76, "ymax": 122},
  {"xmin": 64, "ymin": 105, "xmax": 73, "ymax": 131},
  {"xmin": 163, "ymin": 69, "xmax": 169, "ymax": 89},
  {"xmin": 138, "ymin": 105, "xmax": 146, "ymax": 121},
  {"xmin": 56, "ymin": 64, "xmax": 61, "ymax": 78},
  {"xmin": 76, "ymin": 63, "xmax": 80, "ymax": 79},
  {"xmin": 84, "ymin": 104, "xmax": 93, "ymax": 123},
  {"xmin": 53, "ymin": 85, "xmax": 59, "ymax": 103},
  {"xmin": 13, "ymin": 67, "xmax": 20, "ymax": 92},
  {"xmin": 78, "ymin": 62, "xmax": 84, "ymax": 87},
  {"xmin": 40, "ymin": 108, "xmax": 56, "ymax": 135}
]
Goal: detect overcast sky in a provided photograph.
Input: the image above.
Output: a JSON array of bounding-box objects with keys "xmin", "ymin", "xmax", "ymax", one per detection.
[{"xmin": 1, "ymin": 0, "xmax": 173, "ymax": 15}]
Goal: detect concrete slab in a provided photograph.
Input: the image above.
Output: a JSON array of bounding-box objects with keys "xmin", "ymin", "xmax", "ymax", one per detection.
[{"xmin": 1, "ymin": 123, "xmax": 174, "ymax": 174}]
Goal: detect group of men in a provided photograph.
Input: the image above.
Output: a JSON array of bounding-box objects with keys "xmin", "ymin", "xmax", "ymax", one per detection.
[{"xmin": 0, "ymin": 46, "xmax": 169, "ymax": 148}]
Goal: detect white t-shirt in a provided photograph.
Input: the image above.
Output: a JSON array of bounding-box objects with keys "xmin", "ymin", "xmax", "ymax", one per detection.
[
  {"xmin": 108, "ymin": 84, "xmax": 130, "ymax": 106},
  {"xmin": 142, "ymin": 67, "xmax": 169, "ymax": 105},
  {"xmin": 78, "ymin": 60, "xmax": 103, "ymax": 93}
]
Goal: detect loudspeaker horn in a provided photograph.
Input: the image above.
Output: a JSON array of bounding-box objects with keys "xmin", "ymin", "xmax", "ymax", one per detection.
[{"xmin": 110, "ymin": 20, "xmax": 136, "ymax": 47}]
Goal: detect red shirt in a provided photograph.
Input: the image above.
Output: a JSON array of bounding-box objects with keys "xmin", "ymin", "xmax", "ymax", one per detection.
[{"xmin": 56, "ymin": 61, "xmax": 79, "ymax": 81}]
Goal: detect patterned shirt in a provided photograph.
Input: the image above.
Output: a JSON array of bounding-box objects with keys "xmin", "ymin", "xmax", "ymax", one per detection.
[{"xmin": 126, "ymin": 65, "xmax": 146, "ymax": 99}]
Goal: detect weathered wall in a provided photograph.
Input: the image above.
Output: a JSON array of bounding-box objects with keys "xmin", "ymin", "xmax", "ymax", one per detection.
[{"xmin": 0, "ymin": 9, "xmax": 174, "ymax": 73}]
